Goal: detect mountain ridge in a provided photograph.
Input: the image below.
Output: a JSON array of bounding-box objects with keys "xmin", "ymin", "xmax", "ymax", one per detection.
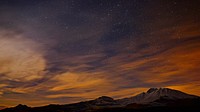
[
  {"xmin": 117, "ymin": 87, "xmax": 199, "ymax": 105},
  {"xmin": 1, "ymin": 88, "xmax": 199, "ymax": 112}
]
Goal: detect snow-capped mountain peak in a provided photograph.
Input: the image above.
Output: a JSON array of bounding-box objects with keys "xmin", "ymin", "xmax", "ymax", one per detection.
[
  {"xmin": 117, "ymin": 88, "xmax": 199, "ymax": 105},
  {"xmin": 147, "ymin": 88, "xmax": 159, "ymax": 93}
]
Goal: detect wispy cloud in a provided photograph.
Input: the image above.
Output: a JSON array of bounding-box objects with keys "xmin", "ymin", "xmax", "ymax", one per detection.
[{"xmin": 0, "ymin": 31, "xmax": 46, "ymax": 82}]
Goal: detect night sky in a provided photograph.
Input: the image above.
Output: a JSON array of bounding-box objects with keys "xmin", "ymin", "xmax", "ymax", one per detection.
[{"xmin": 0, "ymin": 0, "xmax": 200, "ymax": 107}]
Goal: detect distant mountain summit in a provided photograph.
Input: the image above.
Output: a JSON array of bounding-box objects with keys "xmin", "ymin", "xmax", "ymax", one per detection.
[
  {"xmin": 1, "ymin": 104, "xmax": 30, "ymax": 112},
  {"xmin": 95, "ymin": 96, "xmax": 114, "ymax": 102},
  {"xmin": 147, "ymin": 88, "xmax": 159, "ymax": 93},
  {"xmin": 93, "ymin": 96, "xmax": 119, "ymax": 106},
  {"xmin": 15, "ymin": 104, "xmax": 29, "ymax": 109},
  {"xmin": 117, "ymin": 88, "xmax": 198, "ymax": 105}
]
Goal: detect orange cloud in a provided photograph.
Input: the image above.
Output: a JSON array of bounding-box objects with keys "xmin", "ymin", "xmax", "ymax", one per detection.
[
  {"xmin": 50, "ymin": 72, "xmax": 110, "ymax": 91},
  {"xmin": 167, "ymin": 82, "xmax": 200, "ymax": 96}
]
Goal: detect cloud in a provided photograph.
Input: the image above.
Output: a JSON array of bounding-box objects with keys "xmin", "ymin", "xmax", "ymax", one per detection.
[
  {"xmin": 45, "ymin": 71, "xmax": 112, "ymax": 99},
  {"xmin": 50, "ymin": 72, "xmax": 109, "ymax": 91},
  {"xmin": 167, "ymin": 82, "xmax": 200, "ymax": 97},
  {"xmin": 0, "ymin": 31, "xmax": 46, "ymax": 82},
  {"xmin": 0, "ymin": 84, "xmax": 7, "ymax": 88}
]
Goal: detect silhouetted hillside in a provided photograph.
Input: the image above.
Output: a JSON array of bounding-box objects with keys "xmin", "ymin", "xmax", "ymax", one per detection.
[{"xmin": 1, "ymin": 88, "xmax": 200, "ymax": 112}]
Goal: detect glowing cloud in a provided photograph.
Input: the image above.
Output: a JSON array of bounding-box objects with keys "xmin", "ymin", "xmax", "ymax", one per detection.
[{"xmin": 0, "ymin": 31, "xmax": 46, "ymax": 82}]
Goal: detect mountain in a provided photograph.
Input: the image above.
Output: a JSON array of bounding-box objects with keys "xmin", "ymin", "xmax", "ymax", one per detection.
[
  {"xmin": 0, "ymin": 104, "xmax": 30, "ymax": 112},
  {"xmin": 91, "ymin": 96, "xmax": 120, "ymax": 106},
  {"xmin": 1, "ymin": 88, "xmax": 199, "ymax": 112},
  {"xmin": 117, "ymin": 88, "xmax": 199, "ymax": 105}
]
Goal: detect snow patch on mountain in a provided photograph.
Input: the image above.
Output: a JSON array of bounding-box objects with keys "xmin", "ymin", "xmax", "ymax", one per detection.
[{"xmin": 117, "ymin": 88, "xmax": 198, "ymax": 105}]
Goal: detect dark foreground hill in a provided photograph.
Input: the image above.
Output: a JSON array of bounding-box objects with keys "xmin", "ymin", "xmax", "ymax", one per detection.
[{"xmin": 1, "ymin": 88, "xmax": 200, "ymax": 112}]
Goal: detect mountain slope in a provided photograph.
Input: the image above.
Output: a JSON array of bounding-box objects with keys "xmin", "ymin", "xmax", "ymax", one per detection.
[
  {"xmin": 117, "ymin": 88, "xmax": 199, "ymax": 105},
  {"xmin": 1, "ymin": 88, "xmax": 199, "ymax": 112}
]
